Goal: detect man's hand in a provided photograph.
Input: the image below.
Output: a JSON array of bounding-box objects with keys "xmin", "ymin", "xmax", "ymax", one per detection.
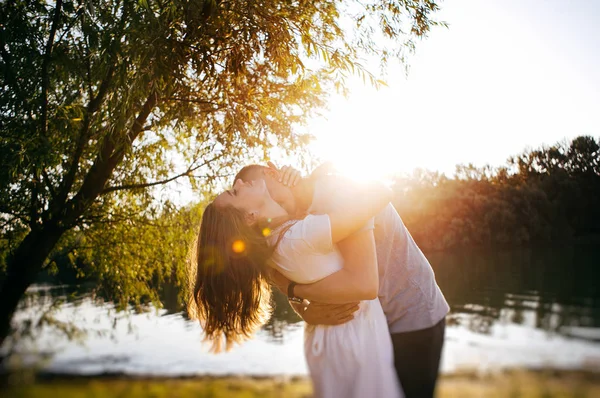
[
  {"xmin": 267, "ymin": 160, "xmax": 337, "ymax": 188},
  {"xmin": 269, "ymin": 269, "xmax": 360, "ymax": 326},
  {"xmin": 300, "ymin": 301, "xmax": 360, "ymax": 326},
  {"xmin": 267, "ymin": 161, "xmax": 302, "ymax": 187}
]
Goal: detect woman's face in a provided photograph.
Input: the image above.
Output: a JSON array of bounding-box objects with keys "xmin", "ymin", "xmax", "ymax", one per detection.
[{"xmin": 214, "ymin": 178, "xmax": 269, "ymax": 215}]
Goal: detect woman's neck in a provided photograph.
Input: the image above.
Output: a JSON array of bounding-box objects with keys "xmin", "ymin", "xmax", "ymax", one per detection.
[
  {"xmin": 291, "ymin": 178, "xmax": 314, "ymax": 214},
  {"xmin": 259, "ymin": 199, "xmax": 289, "ymax": 228}
]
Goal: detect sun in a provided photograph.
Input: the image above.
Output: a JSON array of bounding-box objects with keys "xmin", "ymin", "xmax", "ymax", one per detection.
[
  {"xmin": 308, "ymin": 109, "xmax": 421, "ymax": 182},
  {"xmin": 305, "ymin": 82, "xmax": 429, "ymax": 181}
]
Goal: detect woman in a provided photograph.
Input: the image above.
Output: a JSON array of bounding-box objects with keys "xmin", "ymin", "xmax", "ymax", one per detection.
[{"xmin": 189, "ymin": 176, "xmax": 402, "ymax": 398}]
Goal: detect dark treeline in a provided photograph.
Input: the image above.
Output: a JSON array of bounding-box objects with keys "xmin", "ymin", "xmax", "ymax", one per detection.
[{"xmin": 392, "ymin": 135, "xmax": 600, "ymax": 252}]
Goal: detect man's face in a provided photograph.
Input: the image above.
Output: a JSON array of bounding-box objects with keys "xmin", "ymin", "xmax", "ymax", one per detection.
[{"xmin": 241, "ymin": 167, "xmax": 297, "ymax": 214}]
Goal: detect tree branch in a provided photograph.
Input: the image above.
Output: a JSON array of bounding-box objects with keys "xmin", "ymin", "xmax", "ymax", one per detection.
[
  {"xmin": 55, "ymin": 63, "xmax": 116, "ymax": 209},
  {"xmin": 61, "ymin": 91, "xmax": 159, "ymax": 228},
  {"xmin": 162, "ymin": 96, "xmax": 224, "ymax": 112},
  {"xmin": 52, "ymin": 1, "xmax": 130, "ymax": 217},
  {"xmin": 0, "ymin": 39, "xmax": 27, "ymax": 112},
  {"xmin": 29, "ymin": 176, "xmax": 39, "ymax": 229},
  {"xmin": 55, "ymin": 5, "xmax": 85, "ymax": 44},
  {"xmin": 100, "ymin": 152, "xmax": 225, "ymax": 194},
  {"xmin": 40, "ymin": 0, "xmax": 63, "ymax": 139},
  {"xmin": 100, "ymin": 171, "xmax": 193, "ymax": 194},
  {"xmin": 31, "ymin": 0, "xmax": 63, "ymax": 229},
  {"xmin": 41, "ymin": 168, "xmax": 57, "ymax": 200}
]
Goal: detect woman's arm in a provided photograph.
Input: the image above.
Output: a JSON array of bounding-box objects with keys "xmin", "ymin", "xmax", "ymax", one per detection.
[
  {"xmin": 328, "ymin": 180, "xmax": 392, "ymax": 244},
  {"xmin": 294, "ymin": 228, "xmax": 379, "ymax": 303},
  {"xmin": 289, "ymin": 178, "xmax": 391, "ymax": 304},
  {"xmin": 270, "ymin": 173, "xmax": 392, "ymax": 305}
]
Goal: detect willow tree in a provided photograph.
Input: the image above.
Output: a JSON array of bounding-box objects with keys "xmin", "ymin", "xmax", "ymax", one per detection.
[{"xmin": 0, "ymin": 0, "xmax": 444, "ymax": 344}]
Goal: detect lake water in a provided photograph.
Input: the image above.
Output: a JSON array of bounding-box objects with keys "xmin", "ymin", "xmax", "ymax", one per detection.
[{"xmin": 2, "ymin": 244, "xmax": 600, "ymax": 376}]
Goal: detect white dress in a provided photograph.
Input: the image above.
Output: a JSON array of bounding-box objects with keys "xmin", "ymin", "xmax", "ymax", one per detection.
[{"xmin": 270, "ymin": 214, "xmax": 403, "ymax": 398}]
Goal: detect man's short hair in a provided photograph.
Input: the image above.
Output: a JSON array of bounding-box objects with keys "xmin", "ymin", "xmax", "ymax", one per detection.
[{"xmin": 234, "ymin": 164, "xmax": 265, "ymax": 183}]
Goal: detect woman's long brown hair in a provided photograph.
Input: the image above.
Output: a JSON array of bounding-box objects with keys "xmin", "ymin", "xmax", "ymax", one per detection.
[{"xmin": 188, "ymin": 202, "xmax": 277, "ymax": 352}]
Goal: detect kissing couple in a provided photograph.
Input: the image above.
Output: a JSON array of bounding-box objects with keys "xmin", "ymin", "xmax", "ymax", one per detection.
[{"xmin": 189, "ymin": 162, "xmax": 449, "ymax": 398}]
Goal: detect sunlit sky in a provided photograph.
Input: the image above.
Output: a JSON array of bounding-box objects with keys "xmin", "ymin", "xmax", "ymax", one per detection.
[{"xmin": 295, "ymin": 0, "xmax": 600, "ymax": 179}]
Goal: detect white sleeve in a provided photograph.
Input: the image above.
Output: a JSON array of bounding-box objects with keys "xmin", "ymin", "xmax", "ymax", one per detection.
[
  {"xmin": 298, "ymin": 214, "xmax": 334, "ymax": 254},
  {"xmin": 272, "ymin": 214, "xmax": 341, "ymax": 284}
]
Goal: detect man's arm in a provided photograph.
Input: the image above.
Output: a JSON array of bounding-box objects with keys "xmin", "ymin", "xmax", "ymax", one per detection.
[
  {"xmin": 268, "ymin": 269, "xmax": 361, "ymax": 326},
  {"xmin": 267, "ymin": 170, "xmax": 384, "ymax": 305},
  {"xmin": 289, "ymin": 300, "xmax": 359, "ymax": 325}
]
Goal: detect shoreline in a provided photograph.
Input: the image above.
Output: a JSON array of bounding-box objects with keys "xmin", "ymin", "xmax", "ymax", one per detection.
[
  {"xmin": 2, "ymin": 368, "xmax": 599, "ymax": 398},
  {"xmin": 2, "ymin": 364, "xmax": 599, "ymax": 381},
  {"xmin": 1, "ymin": 364, "xmax": 597, "ymax": 380}
]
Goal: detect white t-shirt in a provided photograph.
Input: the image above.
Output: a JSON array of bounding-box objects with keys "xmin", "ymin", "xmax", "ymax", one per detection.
[{"xmin": 309, "ymin": 176, "xmax": 450, "ymax": 334}]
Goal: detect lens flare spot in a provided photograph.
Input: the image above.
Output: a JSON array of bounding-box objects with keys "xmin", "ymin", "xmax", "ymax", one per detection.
[
  {"xmin": 262, "ymin": 227, "xmax": 271, "ymax": 237},
  {"xmin": 232, "ymin": 240, "xmax": 246, "ymax": 253}
]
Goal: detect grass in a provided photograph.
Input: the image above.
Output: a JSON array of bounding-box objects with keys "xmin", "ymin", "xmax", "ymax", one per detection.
[
  {"xmin": 1, "ymin": 370, "xmax": 598, "ymax": 398},
  {"xmin": 438, "ymin": 369, "xmax": 600, "ymax": 398},
  {"xmin": 0, "ymin": 376, "xmax": 312, "ymax": 398}
]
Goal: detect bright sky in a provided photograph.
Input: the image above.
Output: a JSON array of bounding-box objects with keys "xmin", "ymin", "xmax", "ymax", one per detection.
[{"xmin": 301, "ymin": 0, "xmax": 600, "ymax": 179}]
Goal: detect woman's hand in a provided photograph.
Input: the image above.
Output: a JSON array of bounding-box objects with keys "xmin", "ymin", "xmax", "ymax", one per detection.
[{"xmin": 267, "ymin": 161, "xmax": 302, "ymax": 187}]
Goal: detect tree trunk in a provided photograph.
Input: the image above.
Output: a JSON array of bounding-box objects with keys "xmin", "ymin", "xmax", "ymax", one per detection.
[
  {"xmin": 0, "ymin": 93, "xmax": 157, "ymax": 348},
  {"xmin": 0, "ymin": 224, "xmax": 65, "ymax": 347}
]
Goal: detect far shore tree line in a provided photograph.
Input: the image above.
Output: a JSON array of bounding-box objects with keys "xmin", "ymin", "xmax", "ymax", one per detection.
[{"xmin": 393, "ymin": 135, "xmax": 600, "ymax": 252}]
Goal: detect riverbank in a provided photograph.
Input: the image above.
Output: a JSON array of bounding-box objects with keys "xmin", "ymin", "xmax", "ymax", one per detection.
[{"xmin": 1, "ymin": 369, "xmax": 599, "ymax": 397}]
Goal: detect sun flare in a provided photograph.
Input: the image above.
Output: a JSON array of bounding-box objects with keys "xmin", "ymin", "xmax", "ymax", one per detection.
[{"xmin": 308, "ymin": 92, "xmax": 425, "ymax": 182}]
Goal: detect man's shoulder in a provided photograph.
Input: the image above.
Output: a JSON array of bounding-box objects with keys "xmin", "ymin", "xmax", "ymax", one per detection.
[
  {"xmin": 313, "ymin": 173, "xmax": 354, "ymax": 188},
  {"xmin": 312, "ymin": 174, "xmax": 368, "ymax": 196},
  {"xmin": 310, "ymin": 174, "xmax": 358, "ymax": 213}
]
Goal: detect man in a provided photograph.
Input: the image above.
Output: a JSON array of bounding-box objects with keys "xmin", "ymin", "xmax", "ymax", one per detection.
[{"xmin": 234, "ymin": 162, "xmax": 449, "ymax": 398}]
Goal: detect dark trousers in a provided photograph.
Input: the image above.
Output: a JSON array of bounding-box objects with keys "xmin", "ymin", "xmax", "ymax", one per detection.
[{"xmin": 391, "ymin": 318, "xmax": 446, "ymax": 398}]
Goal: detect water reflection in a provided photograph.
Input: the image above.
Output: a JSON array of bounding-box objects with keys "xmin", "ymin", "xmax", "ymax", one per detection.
[
  {"xmin": 427, "ymin": 244, "xmax": 600, "ymax": 341},
  {"xmin": 262, "ymin": 290, "xmax": 302, "ymax": 342},
  {"xmin": 261, "ymin": 243, "xmax": 600, "ymax": 342},
  {"xmin": 2, "ymin": 244, "xmax": 600, "ymax": 375}
]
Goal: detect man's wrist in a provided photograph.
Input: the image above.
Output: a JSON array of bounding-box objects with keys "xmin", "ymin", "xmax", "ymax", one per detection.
[
  {"xmin": 293, "ymin": 283, "xmax": 307, "ymax": 300},
  {"xmin": 287, "ymin": 281, "xmax": 304, "ymax": 304},
  {"xmin": 287, "ymin": 281, "xmax": 297, "ymax": 298}
]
